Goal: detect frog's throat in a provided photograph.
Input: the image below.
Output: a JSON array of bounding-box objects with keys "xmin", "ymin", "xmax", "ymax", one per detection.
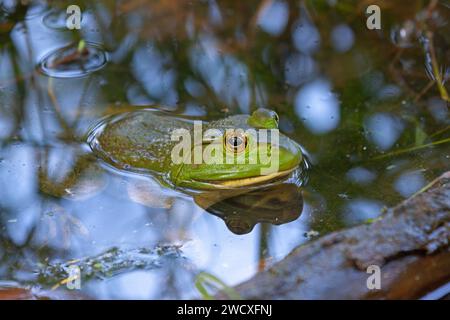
[{"xmin": 204, "ymin": 167, "xmax": 295, "ymax": 188}]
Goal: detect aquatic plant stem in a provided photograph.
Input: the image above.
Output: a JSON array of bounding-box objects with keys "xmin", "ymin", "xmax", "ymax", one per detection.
[
  {"xmin": 195, "ymin": 272, "xmax": 241, "ymax": 300},
  {"xmin": 426, "ymin": 31, "xmax": 449, "ymax": 102},
  {"xmin": 373, "ymin": 137, "xmax": 450, "ymax": 159},
  {"xmin": 47, "ymin": 77, "xmax": 73, "ymax": 137}
]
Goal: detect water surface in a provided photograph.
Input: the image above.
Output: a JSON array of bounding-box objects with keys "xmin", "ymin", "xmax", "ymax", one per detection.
[{"xmin": 0, "ymin": 0, "xmax": 449, "ymax": 299}]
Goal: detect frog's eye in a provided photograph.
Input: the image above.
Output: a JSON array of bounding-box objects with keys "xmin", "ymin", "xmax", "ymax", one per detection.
[{"xmin": 225, "ymin": 131, "xmax": 247, "ymax": 153}]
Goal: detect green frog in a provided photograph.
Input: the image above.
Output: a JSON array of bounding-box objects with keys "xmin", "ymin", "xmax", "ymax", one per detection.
[{"xmin": 87, "ymin": 108, "xmax": 305, "ymax": 191}]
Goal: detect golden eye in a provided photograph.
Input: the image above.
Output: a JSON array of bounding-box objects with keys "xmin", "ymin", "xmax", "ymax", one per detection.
[{"xmin": 225, "ymin": 131, "xmax": 247, "ymax": 153}]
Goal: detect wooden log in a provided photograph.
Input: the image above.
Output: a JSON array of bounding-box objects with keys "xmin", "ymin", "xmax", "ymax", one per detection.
[{"xmin": 227, "ymin": 172, "xmax": 450, "ymax": 299}]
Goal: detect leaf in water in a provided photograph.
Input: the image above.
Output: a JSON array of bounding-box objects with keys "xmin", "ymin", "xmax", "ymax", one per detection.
[{"xmin": 127, "ymin": 179, "xmax": 175, "ymax": 209}]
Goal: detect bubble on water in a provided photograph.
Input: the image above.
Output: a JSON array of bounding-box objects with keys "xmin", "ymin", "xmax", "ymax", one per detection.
[{"xmin": 38, "ymin": 42, "xmax": 108, "ymax": 78}]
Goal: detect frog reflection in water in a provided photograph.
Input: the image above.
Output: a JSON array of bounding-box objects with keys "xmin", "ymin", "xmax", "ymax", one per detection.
[
  {"xmin": 194, "ymin": 183, "xmax": 303, "ymax": 234},
  {"xmin": 88, "ymin": 108, "xmax": 307, "ymax": 232}
]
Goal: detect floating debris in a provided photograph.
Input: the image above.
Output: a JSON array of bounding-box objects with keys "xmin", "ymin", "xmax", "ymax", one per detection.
[
  {"xmin": 38, "ymin": 42, "xmax": 108, "ymax": 78},
  {"xmin": 304, "ymin": 230, "xmax": 320, "ymax": 239},
  {"xmin": 38, "ymin": 244, "xmax": 184, "ymax": 287}
]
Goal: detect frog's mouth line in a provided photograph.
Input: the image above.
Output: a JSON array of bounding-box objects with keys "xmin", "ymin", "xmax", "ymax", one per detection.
[{"xmin": 198, "ymin": 167, "xmax": 296, "ymax": 188}]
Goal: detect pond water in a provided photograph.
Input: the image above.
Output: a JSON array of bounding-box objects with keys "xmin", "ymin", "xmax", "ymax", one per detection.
[{"xmin": 0, "ymin": 0, "xmax": 449, "ymax": 299}]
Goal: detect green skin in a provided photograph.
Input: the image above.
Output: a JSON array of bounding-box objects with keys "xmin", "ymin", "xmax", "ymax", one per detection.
[{"xmin": 88, "ymin": 108, "xmax": 303, "ymax": 191}]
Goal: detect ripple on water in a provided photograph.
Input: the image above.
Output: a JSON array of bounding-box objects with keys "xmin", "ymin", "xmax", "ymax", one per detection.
[
  {"xmin": 42, "ymin": 8, "xmax": 93, "ymax": 30},
  {"xmin": 38, "ymin": 42, "xmax": 108, "ymax": 78},
  {"xmin": 42, "ymin": 9, "xmax": 74, "ymax": 30}
]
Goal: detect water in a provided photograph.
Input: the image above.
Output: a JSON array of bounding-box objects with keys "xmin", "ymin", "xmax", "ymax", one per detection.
[
  {"xmin": 0, "ymin": 0, "xmax": 449, "ymax": 299},
  {"xmin": 38, "ymin": 42, "xmax": 108, "ymax": 78}
]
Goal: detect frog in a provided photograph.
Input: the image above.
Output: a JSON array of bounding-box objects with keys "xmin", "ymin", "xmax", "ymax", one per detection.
[{"xmin": 87, "ymin": 108, "xmax": 305, "ymax": 192}]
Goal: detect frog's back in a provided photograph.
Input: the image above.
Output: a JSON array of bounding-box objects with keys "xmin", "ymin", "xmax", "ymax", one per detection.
[{"xmin": 88, "ymin": 109, "xmax": 193, "ymax": 174}]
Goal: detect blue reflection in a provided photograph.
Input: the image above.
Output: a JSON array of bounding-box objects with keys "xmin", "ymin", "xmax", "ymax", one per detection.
[
  {"xmin": 0, "ymin": 50, "xmax": 15, "ymax": 85},
  {"xmin": 294, "ymin": 79, "xmax": 340, "ymax": 134},
  {"xmin": 365, "ymin": 113, "xmax": 404, "ymax": 150},
  {"xmin": 184, "ymin": 102, "xmax": 207, "ymax": 116},
  {"xmin": 132, "ymin": 44, "xmax": 178, "ymax": 106},
  {"xmin": 346, "ymin": 167, "xmax": 377, "ymax": 185},
  {"xmin": 0, "ymin": 145, "xmax": 37, "ymax": 210},
  {"xmin": 292, "ymin": 20, "xmax": 320, "ymax": 54},
  {"xmin": 257, "ymin": 0, "xmax": 289, "ymax": 36},
  {"xmin": 427, "ymin": 96, "xmax": 449, "ymax": 124},
  {"xmin": 208, "ymin": 0, "xmax": 223, "ymax": 26},
  {"xmin": 189, "ymin": 35, "xmax": 251, "ymax": 113},
  {"xmin": 284, "ymin": 53, "xmax": 316, "ymax": 86},
  {"xmin": 330, "ymin": 24, "xmax": 354, "ymax": 53},
  {"xmin": 184, "ymin": 78, "xmax": 207, "ymax": 98},
  {"xmin": 0, "ymin": 110, "xmax": 14, "ymax": 139},
  {"xmin": 105, "ymin": 271, "xmax": 158, "ymax": 299},
  {"xmin": 377, "ymin": 84, "xmax": 402, "ymax": 100},
  {"xmin": 344, "ymin": 199, "xmax": 384, "ymax": 224},
  {"xmin": 394, "ymin": 170, "xmax": 425, "ymax": 198}
]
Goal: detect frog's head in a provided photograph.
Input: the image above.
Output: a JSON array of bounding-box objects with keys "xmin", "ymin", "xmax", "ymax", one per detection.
[
  {"xmin": 247, "ymin": 108, "xmax": 279, "ymax": 129},
  {"xmin": 170, "ymin": 108, "xmax": 303, "ymax": 190}
]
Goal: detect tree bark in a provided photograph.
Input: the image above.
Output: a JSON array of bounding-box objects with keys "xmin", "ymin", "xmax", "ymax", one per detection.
[{"xmin": 227, "ymin": 172, "xmax": 450, "ymax": 299}]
